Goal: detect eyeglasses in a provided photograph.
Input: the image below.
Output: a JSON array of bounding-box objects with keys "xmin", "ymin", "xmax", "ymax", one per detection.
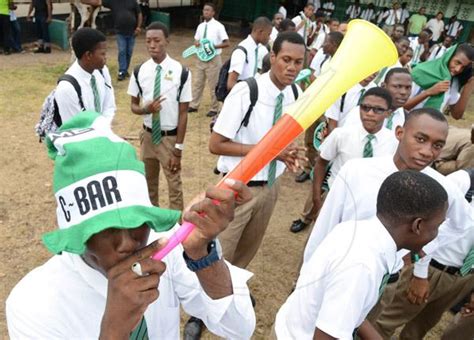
[{"xmin": 360, "ymin": 104, "xmax": 388, "ymax": 115}]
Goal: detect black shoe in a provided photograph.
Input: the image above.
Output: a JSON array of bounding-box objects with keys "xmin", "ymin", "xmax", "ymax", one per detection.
[
  {"xmin": 34, "ymin": 47, "xmax": 45, "ymax": 54},
  {"xmin": 183, "ymin": 316, "xmax": 204, "ymax": 340},
  {"xmin": 117, "ymin": 72, "xmax": 126, "ymax": 81},
  {"xmin": 44, "ymin": 47, "xmax": 51, "ymax": 54},
  {"xmin": 206, "ymin": 110, "xmax": 217, "ymax": 117},
  {"xmin": 250, "ymin": 293, "xmax": 256, "ymax": 307},
  {"xmin": 213, "ymin": 166, "xmax": 221, "ymax": 175},
  {"xmin": 3, "ymin": 49, "xmax": 11, "ymax": 55},
  {"xmin": 290, "ymin": 219, "xmax": 308, "ymax": 233},
  {"xmin": 188, "ymin": 107, "xmax": 198, "ymax": 113},
  {"xmin": 295, "ymin": 171, "xmax": 311, "ymax": 183}
]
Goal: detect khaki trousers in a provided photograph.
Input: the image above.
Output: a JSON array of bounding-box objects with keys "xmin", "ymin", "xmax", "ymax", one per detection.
[
  {"xmin": 218, "ymin": 180, "xmax": 280, "ymax": 269},
  {"xmin": 435, "ymin": 144, "xmax": 474, "ymax": 175},
  {"xmin": 367, "ymin": 277, "xmax": 398, "ymax": 324},
  {"xmin": 374, "ymin": 264, "xmax": 474, "ymax": 339},
  {"xmin": 140, "ymin": 130, "xmax": 184, "ymax": 211},
  {"xmin": 190, "ymin": 55, "xmax": 222, "ymax": 112}
]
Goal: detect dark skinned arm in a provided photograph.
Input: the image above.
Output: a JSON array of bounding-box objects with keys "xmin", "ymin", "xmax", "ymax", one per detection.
[
  {"xmin": 227, "ymin": 71, "xmax": 240, "ymax": 92},
  {"xmin": 450, "ymin": 77, "xmax": 474, "ymax": 120}
]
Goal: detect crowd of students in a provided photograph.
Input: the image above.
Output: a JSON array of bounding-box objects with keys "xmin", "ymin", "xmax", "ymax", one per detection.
[{"xmin": 5, "ymin": 1, "xmax": 474, "ymax": 339}]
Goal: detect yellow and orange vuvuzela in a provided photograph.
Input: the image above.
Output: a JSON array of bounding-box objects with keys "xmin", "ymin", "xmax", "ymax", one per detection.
[{"xmin": 153, "ymin": 20, "xmax": 398, "ymax": 261}]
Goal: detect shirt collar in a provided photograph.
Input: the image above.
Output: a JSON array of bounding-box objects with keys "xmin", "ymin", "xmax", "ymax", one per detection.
[
  {"xmin": 153, "ymin": 54, "xmax": 171, "ymax": 69},
  {"xmin": 370, "ymin": 216, "xmax": 398, "ymax": 274},
  {"xmin": 245, "ymin": 35, "xmax": 258, "ymax": 49},
  {"xmin": 204, "ymin": 17, "xmax": 215, "ymax": 24},
  {"xmin": 358, "ymin": 122, "xmax": 385, "ymax": 142},
  {"xmin": 69, "ymin": 252, "xmax": 108, "ymax": 299},
  {"xmin": 72, "ymin": 60, "xmax": 95, "ymax": 80},
  {"xmin": 263, "ymin": 71, "xmax": 286, "ymax": 100}
]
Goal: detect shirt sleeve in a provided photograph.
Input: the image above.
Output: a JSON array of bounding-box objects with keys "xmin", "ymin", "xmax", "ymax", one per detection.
[
  {"xmin": 324, "ymin": 98, "xmax": 342, "ymax": 121},
  {"xmin": 413, "ymin": 254, "xmax": 431, "ymax": 278},
  {"xmin": 228, "ymin": 48, "xmax": 247, "ymax": 75},
  {"xmin": 303, "ymin": 163, "xmax": 350, "ymax": 262},
  {"xmin": 127, "ymin": 71, "xmax": 140, "ymax": 98},
  {"xmin": 179, "ymin": 69, "xmax": 193, "ymax": 103},
  {"xmin": 316, "ymin": 264, "xmax": 375, "ymax": 339},
  {"xmin": 219, "ymin": 23, "xmax": 229, "ymax": 41},
  {"xmin": 100, "ymin": 67, "xmax": 116, "ymax": 125},
  {"xmin": 168, "ymin": 247, "xmax": 255, "ymax": 339},
  {"xmin": 194, "ymin": 23, "xmax": 202, "ymax": 40},
  {"xmin": 213, "ymin": 82, "xmax": 248, "ymax": 139},
  {"xmin": 319, "ymin": 129, "xmax": 340, "ymax": 161},
  {"xmin": 55, "ymin": 81, "xmax": 83, "ymax": 124}
]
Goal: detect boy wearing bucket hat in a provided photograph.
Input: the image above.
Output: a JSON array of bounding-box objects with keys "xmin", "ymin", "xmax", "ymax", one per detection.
[{"xmin": 6, "ymin": 111, "xmax": 256, "ymax": 339}]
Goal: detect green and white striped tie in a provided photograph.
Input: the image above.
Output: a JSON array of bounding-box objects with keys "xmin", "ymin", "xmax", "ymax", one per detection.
[
  {"xmin": 268, "ymin": 93, "xmax": 284, "ymax": 187},
  {"xmin": 129, "ymin": 316, "xmax": 149, "ymax": 340},
  {"xmin": 363, "ymin": 134, "xmax": 375, "ymax": 158},
  {"xmin": 253, "ymin": 47, "xmax": 259, "ymax": 75},
  {"xmin": 386, "ymin": 112, "xmax": 395, "ymax": 130},
  {"xmin": 152, "ymin": 65, "xmax": 162, "ymax": 144},
  {"xmin": 90, "ymin": 74, "xmax": 101, "ymax": 113},
  {"xmin": 203, "ymin": 23, "xmax": 208, "ymax": 39},
  {"xmin": 378, "ymin": 272, "xmax": 390, "ymax": 299},
  {"xmin": 357, "ymin": 88, "xmax": 366, "ymax": 105},
  {"xmin": 460, "ymin": 248, "xmax": 474, "ymax": 276}
]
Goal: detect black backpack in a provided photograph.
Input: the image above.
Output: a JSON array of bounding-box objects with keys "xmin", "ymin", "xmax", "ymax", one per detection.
[
  {"xmin": 210, "ymin": 77, "xmax": 300, "ymax": 132},
  {"xmin": 215, "ymin": 46, "xmax": 248, "ymax": 102},
  {"xmin": 133, "ymin": 63, "xmax": 189, "ymax": 100},
  {"xmin": 35, "ymin": 75, "xmax": 85, "ymax": 142}
]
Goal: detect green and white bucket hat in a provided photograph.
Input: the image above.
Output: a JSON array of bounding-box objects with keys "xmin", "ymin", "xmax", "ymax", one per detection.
[{"xmin": 42, "ymin": 111, "xmax": 181, "ymax": 254}]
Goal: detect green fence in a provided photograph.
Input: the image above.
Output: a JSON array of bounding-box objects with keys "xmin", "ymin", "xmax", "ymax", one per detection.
[
  {"xmin": 220, "ymin": 0, "xmax": 279, "ymax": 21},
  {"xmin": 48, "ymin": 19, "xmax": 69, "ymax": 50}
]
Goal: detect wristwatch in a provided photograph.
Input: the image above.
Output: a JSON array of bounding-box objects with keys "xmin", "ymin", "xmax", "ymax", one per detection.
[
  {"xmin": 174, "ymin": 143, "xmax": 184, "ymax": 151},
  {"xmin": 183, "ymin": 239, "xmax": 222, "ymax": 272}
]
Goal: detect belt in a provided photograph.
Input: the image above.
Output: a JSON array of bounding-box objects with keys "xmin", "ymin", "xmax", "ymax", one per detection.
[
  {"xmin": 222, "ymin": 173, "xmax": 267, "ymax": 187},
  {"xmin": 430, "ymin": 259, "xmax": 463, "ymax": 275},
  {"xmin": 387, "ymin": 271, "xmax": 400, "ymax": 284},
  {"xmin": 143, "ymin": 125, "xmax": 177, "ymax": 136}
]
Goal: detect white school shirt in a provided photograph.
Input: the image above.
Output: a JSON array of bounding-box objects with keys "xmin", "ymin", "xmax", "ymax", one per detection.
[
  {"xmin": 213, "ymin": 72, "xmax": 301, "ymax": 181},
  {"xmin": 324, "ymin": 82, "xmax": 376, "ymax": 126},
  {"xmin": 409, "ymin": 37, "xmax": 425, "ymax": 65},
  {"xmin": 292, "ymin": 14, "xmax": 315, "ymax": 45},
  {"xmin": 310, "ymin": 24, "xmax": 329, "ymax": 51},
  {"xmin": 302, "ymin": 156, "xmax": 474, "ymax": 267},
  {"xmin": 426, "ymin": 18, "xmax": 445, "ymax": 41},
  {"xmin": 310, "ymin": 48, "xmax": 331, "ymax": 77},
  {"xmin": 344, "ymin": 106, "xmax": 406, "ymax": 131},
  {"xmin": 428, "ymin": 44, "xmax": 448, "ymax": 61},
  {"xmin": 400, "ymin": 8, "xmax": 410, "ymax": 23},
  {"xmin": 346, "ymin": 4, "xmax": 361, "ymax": 19},
  {"xmin": 445, "ymin": 21, "xmax": 463, "ymax": 37},
  {"xmin": 360, "ymin": 8, "xmax": 375, "ymax": 22},
  {"xmin": 194, "ymin": 18, "xmax": 229, "ymax": 55},
  {"xmin": 6, "ymin": 228, "xmax": 256, "ymax": 339},
  {"xmin": 127, "ymin": 55, "xmax": 193, "ymax": 131},
  {"xmin": 278, "ymin": 6, "xmax": 287, "ymax": 19},
  {"xmin": 383, "ymin": 9, "xmax": 402, "ymax": 26},
  {"xmin": 276, "ymin": 217, "xmax": 398, "ymax": 339},
  {"xmin": 309, "ymin": 0, "xmax": 321, "ymax": 11},
  {"xmin": 270, "ymin": 27, "xmax": 279, "ymax": 45},
  {"xmin": 229, "ymin": 35, "xmax": 268, "ymax": 81},
  {"xmin": 320, "ymin": 125, "xmax": 398, "ymax": 187},
  {"xmin": 55, "ymin": 61, "xmax": 116, "ymax": 125},
  {"xmin": 410, "ymin": 78, "xmax": 461, "ymax": 113},
  {"xmin": 413, "ymin": 169, "xmax": 474, "ymax": 278}
]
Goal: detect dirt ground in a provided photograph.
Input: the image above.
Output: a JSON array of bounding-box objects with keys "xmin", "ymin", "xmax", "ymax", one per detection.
[{"xmin": 1, "ymin": 28, "xmax": 471, "ymax": 339}]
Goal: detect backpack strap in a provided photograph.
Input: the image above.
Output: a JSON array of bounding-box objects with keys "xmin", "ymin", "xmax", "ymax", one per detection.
[
  {"xmin": 234, "ymin": 45, "xmax": 248, "ymax": 63},
  {"xmin": 177, "ymin": 66, "xmax": 190, "ymax": 101},
  {"xmin": 239, "ymin": 77, "xmax": 259, "ymax": 130},
  {"xmin": 291, "ymin": 83, "xmax": 299, "ymax": 100},
  {"xmin": 340, "ymin": 92, "xmax": 347, "ymax": 113},
  {"xmin": 133, "ymin": 63, "xmax": 144, "ymax": 97},
  {"xmin": 58, "ymin": 74, "xmax": 85, "ymax": 111}
]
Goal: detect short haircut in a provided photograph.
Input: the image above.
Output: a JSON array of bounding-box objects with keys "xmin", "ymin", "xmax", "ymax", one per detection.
[
  {"xmin": 305, "ymin": 3, "xmax": 315, "ymax": 9},
  {"xmin": 422, "ymin": 28, "xmax": 433, "ymax": 36},
  {"xmin": 377, "ymin": 170, "xmax": 448, "ymax": 224},
  {"xmin": 72, "ymin": 28, "xmax": 106, "ymax": 59},
  {"xmin": 252, "ymin": 16, "xmax": 272, "ymax": 31},
  {"xmin": 405, "ymin": 46, "xmax": 413, "ymax": 53},
  {"xmin": 455, "ymin": 43, "xmax": 474, "ymax": 61},
  {"xmin": 327, "ymin": 31, "xmax": 344, "ymax": 47},
  {"xmin": 394, "ymin": 23, "xmax": 404, "ymax": 31},
  {"xmin": 385, "ymin": 67, "xmax": 411, "ymax": 83},
  {"xmin": 398, "ymin": 35, "xmax": 410, "ymax": 43},
  {"xmin": 404, "ymin": 108, "xmax": 448, "ymax": 126},
  {"xmin": 280, "ymin": 18, "xmax": 296, "ymax": 31},
  {"xmin": 146, "ymin": 22, "xmax": 169, "ymax": 38},
  {"xmin": 272, "ymin": 31, "xmax": 305, "ymax": 55},
  {"xmin": 203, "ymin": 2, "xmax": 216, "ymax": 11},
  {"xmin": 328, "ymin": 17, "xmax": 340, "ymax": 24},
  {"xmin": 361, "ymin": 87, "xmax": 392, "ymax": 109}
]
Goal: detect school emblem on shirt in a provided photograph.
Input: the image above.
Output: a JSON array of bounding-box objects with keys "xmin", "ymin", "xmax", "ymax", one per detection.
[{"xmin": 164, "ymin": 70, "xmax": 174, "ymax": 81}]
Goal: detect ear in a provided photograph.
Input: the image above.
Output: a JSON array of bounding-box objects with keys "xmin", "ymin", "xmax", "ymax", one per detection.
[
  {"xmin": 411, "ymin": 217, "xmax": 423, "ymax": 235},
  {"xmin": 395, "ymin": 125, "xmax": 404, "ymax": 142},
  {"xmin": 380, "ymin": 81, "xmax": 386, "ymax": 89}
]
